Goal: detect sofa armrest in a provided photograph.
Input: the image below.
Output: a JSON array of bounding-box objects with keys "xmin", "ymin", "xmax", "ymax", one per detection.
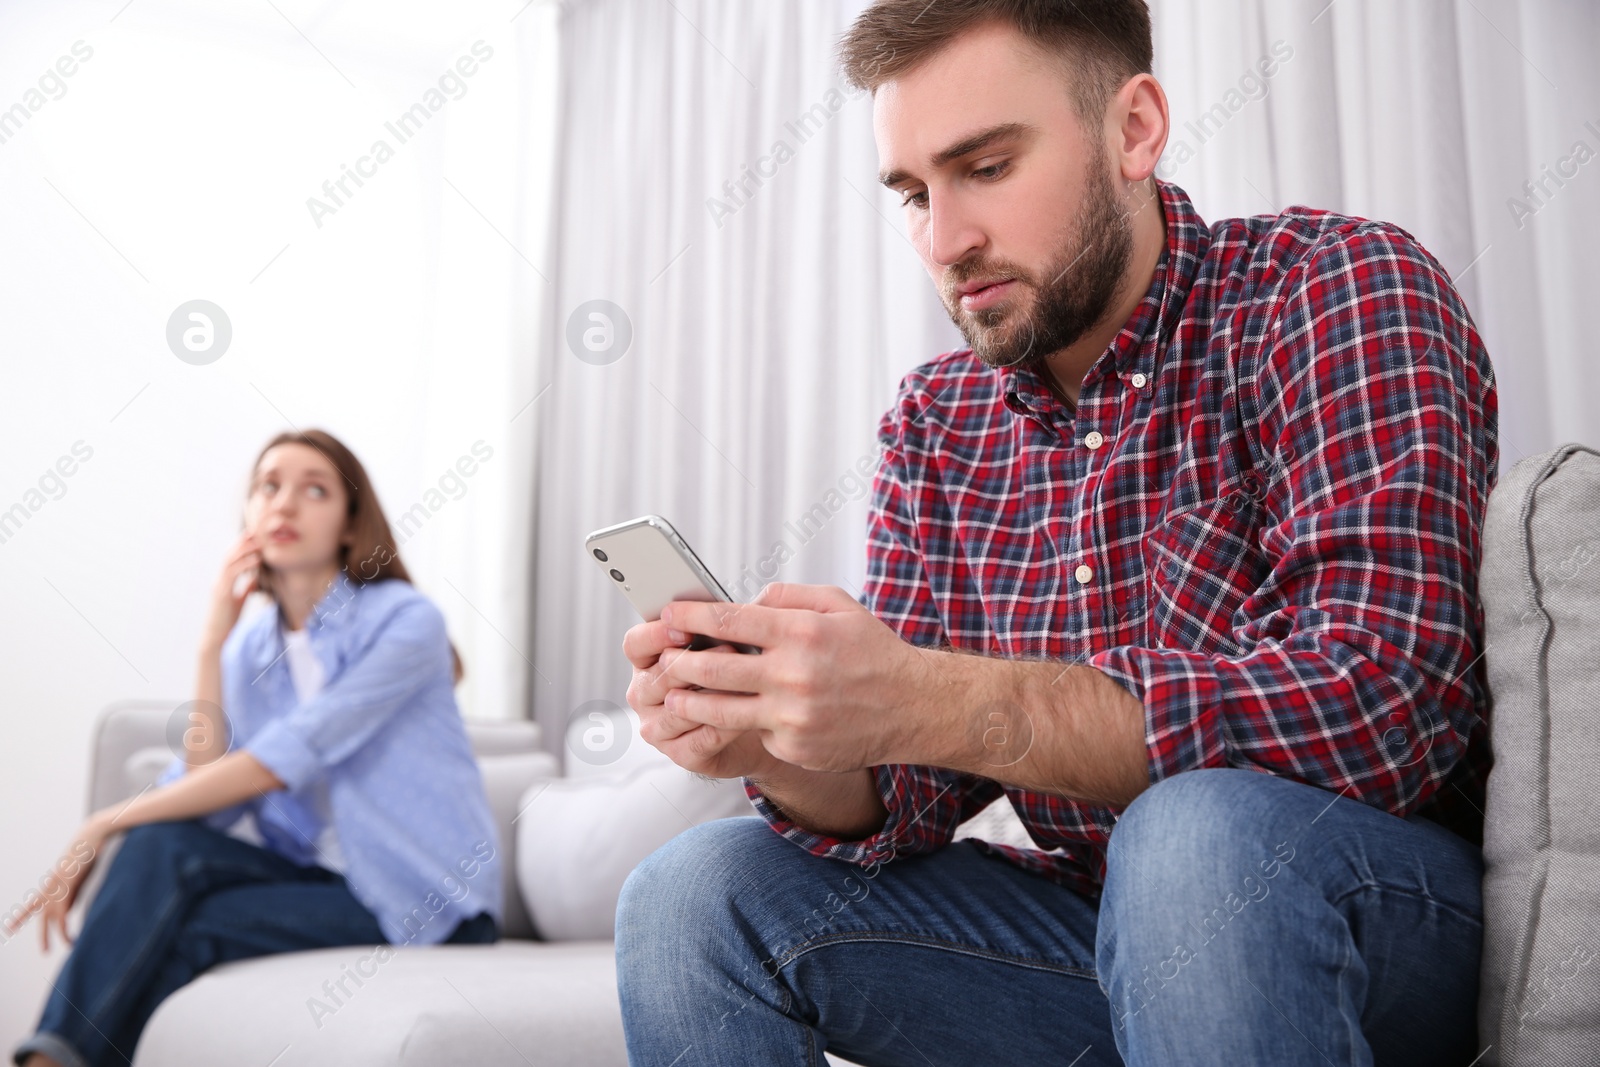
[{"xmin": 477, "ymin": 750, "xmax": 560, "ymax": 939}]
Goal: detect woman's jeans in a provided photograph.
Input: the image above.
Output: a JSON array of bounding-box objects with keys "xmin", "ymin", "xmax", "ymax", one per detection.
[
  {"xmin": 616, "ymin": 767, "xmax": 1485, "ymax": 1066},
  {"xmin": 13, "ymin": 819, "xmax": 498, "ymax": 1067}
]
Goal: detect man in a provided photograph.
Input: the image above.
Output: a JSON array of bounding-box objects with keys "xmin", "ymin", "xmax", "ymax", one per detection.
[{"xmin": 615, "ymin": 1, "xmax": 1498, "ymax": 1063}]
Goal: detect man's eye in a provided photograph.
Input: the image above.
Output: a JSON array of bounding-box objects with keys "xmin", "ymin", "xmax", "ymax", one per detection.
[
  {"xmin": 901, "ymin": 190, "xmax": 928, "ymax": 209},
  {"xmin": 974, "ymin": 161, "xmax": 1009, "ymax": 181}
]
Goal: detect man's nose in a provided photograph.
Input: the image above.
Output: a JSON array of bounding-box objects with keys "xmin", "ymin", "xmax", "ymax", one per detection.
[{"xmin": 927, "ymin": 197, "xmax": 984, "ymax": 268}]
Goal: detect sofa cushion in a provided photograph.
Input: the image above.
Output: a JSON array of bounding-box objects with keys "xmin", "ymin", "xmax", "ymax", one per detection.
[
  {"xmin": 1478, "ymin": 443, "xmax": 1600, "ymax": 1064},
  {"xmin": 515, "ymin": 758, "xmax": 755, "ymax": 941},
  {"xmin": 132, "ymin": 940, "xmax": 626, "ymax": 1066}
]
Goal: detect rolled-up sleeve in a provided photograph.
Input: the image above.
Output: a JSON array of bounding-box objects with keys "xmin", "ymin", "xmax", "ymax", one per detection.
[
  {"xmin": 744, "ymin": 383, "xmax": 1004, "ymax": 865},
  {"xmin": 1089, "ymin": 225, "xmax": 1498, "ymax": 819},
  {"xmin": 247, "ymin": 597, "xmax": 450, "ymax": 791}
]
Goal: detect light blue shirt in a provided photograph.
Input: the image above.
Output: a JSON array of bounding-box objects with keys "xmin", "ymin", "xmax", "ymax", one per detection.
[{"xmin": 157, "ymin": 572, "xmax": 502, "ymax": 945}]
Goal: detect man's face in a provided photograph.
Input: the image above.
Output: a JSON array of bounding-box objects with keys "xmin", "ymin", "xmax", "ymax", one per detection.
[{"xmin": 874, "ymin": 22, "xmax": 1134, "ymax": 372}]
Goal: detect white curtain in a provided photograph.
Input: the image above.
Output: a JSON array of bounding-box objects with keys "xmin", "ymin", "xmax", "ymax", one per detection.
[
  {"xmin": 1147, "ymin": 0, "xmax": 1599, "ymax": 468},
  {"xmin": 407, "ymin": 2, "xmax": 564, "ymax": 725},
  {"xmin": 511, "ymin": 0, "xmax": 1599, "ymax": 759},
  {"xmin": 521, "ymin": 0, "xmax": 958, "ymax": 766}
]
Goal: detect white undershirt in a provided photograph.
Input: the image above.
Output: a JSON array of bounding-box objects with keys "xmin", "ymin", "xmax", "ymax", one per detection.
[{"xmin": 282, "ymin": 623, "xmax": 347, "ymax": 873}]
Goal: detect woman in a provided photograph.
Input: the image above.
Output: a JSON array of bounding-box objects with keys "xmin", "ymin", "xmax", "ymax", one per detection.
[{"xmin": 6, "ymin": 430, "xmax": 503, "ymax": 1067}]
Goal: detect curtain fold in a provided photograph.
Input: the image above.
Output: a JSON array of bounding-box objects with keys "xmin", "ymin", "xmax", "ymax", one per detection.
[{"xmin": 408, "ymin": 3, "xmax": 563, "ymax": 722}]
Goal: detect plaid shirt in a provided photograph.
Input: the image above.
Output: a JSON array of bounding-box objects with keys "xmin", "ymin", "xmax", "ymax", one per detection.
[{"xmin": 744, "ymin": 180, "xmax": 1499, "ymax": 900}]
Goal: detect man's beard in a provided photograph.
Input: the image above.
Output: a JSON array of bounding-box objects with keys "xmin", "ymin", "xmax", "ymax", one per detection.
[{"xmin": 944, "ymin": 153, "xmax": 1135, "ymax": 372}]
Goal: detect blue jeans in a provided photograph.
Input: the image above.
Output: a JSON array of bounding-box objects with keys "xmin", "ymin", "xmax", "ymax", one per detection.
[
  {"xmin": 616, "ymin": 767, "xmax": 1484, "ymax": 1066},
  {"xmin": 13, "ymin": 819, "xmax": 498, "ymax": 1067}
]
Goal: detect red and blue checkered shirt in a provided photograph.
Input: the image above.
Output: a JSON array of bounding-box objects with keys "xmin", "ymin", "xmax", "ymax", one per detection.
[{"xmin": 744, "ymin": 179, "xmax": 1499, "ymax": 899}]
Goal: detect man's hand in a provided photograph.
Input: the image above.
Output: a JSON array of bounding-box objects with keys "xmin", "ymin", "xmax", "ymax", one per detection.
[
  {"xmin": 624, "ymin": 610, "xmax": 789, "ymax": 780},
  {"xmin": 649, "ymin": 583, "xmax": 937, "ymax": 773}
]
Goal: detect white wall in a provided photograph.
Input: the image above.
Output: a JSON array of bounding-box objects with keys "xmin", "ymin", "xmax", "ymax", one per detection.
[{"xmin": 0, "ymin": 0, "xmax": 551, "ymax": 1044}]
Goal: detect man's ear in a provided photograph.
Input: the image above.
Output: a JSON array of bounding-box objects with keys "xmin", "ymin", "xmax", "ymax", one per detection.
[{"xmin": 1113, "ymin": 73, "xmax": 1170, "ymax": 183}]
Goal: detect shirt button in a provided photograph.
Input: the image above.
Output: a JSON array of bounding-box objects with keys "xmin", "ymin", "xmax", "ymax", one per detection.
[
  {"xmin": 1131, "ymin": 373, "xmax": 1148, "ymax": 388},
  {"xmin": 1075, "ymin": 564, "xmax": 1093, "ymax": 584},
  {"xmin": 1084, "ymin": 431, "xmax": 1105, "ymax": 450}
]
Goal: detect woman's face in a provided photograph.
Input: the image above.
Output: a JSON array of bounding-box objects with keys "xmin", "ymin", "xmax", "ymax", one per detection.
[{"xmin": 244, "ymin": 443, "xmax": 351, "ymax": 575}]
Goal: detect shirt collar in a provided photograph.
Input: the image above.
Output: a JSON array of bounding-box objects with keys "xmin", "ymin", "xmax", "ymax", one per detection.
[
  {"xmin": 303, "ymin": 568, "xmax": 363, "ymax": 634},
  {"xmin": 1001, "ymin": 179, "xmax": 1210, "ymax": 418},
  {"xmin": 243, "ymin": 570, "xmax": 364, "ymax": 671}
]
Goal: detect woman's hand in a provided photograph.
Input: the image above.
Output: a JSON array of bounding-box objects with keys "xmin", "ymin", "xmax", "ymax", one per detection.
[
  {"xmin": 3, "ymin": 814, "xmax": 111, "ymax": 952},
  {"xmin": 201, "ymin": 532, "xmax": 261, "ymax": 652}
]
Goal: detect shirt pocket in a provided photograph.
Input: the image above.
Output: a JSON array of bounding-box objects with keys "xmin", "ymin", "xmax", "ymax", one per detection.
[{"xmin": 1144, "ymin": 495, "xmax": 1268, "ymax": 656}]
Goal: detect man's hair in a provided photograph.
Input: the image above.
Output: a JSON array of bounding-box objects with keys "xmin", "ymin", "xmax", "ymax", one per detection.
[{"xmin": 838, "ymin": 0, "xmax": 1153, "ymax": 125}]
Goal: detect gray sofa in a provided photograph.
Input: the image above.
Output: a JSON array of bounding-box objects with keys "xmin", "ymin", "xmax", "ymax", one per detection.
[
  {"xmin": 1477, "ymin": 443, "xmax": 1600, "ymax": 1065},
  {"xmin": 62, "ymin": 443, "xmax": 1600, "ymax": 1065}
]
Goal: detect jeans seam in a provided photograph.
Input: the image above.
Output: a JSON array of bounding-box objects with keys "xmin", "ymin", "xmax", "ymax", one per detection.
[
  {"xmin": 772, "ymin": 929, "xmax": 1098, "ymax": 981},
  {"xmin": 1334, "ymin": 908, "xmax": 1361, "ymax": 1062},
  {"xmin": 1327, "ymin": 881, "xmax": 1484, "ymax": 929}
]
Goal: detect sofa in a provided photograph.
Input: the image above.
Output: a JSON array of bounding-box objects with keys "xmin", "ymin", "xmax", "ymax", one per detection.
[
  {"xmin": 76, "ymin": 702, "xmax": 816, "ymax": 1065},
  {"xmin": 1477, "ymin": 442, "xmax": 1600, "ymax": 1065},
  {"xmin": 61, "ymin": 444, "xmax": 1600, "ymax": 1065}
]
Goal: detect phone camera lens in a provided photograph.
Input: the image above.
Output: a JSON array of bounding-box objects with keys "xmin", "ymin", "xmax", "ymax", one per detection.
[
  {"xmin": 592, "ymin": 548, "xmax": 608, "ymax": 562},
  {"xmin": 609, "ymin": 568, "xmax": 625, "ymax": 582}
]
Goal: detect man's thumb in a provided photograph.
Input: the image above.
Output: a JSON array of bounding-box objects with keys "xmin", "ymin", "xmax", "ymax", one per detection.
[{"xmin": 751, "ymin": 582, "xmax": 856, "ymax": 612}]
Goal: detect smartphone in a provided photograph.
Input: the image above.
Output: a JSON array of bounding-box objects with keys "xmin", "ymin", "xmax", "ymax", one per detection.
[{"xmin": 584, "ymin": 515, "xmax": 761, "ymax": 655}]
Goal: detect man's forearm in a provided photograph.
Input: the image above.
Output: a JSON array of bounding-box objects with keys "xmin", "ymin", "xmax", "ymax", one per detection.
[
  {"xmin": 910, "ymin": 650, "xmax": 1150, "ymax": 808},
  {"xmin": 746, "ymin": 764, "xmax": 889, "ymax": 841},
  {"xmin": 744, "ymin": 649, "xmax": 1148, "ymax": 837}
]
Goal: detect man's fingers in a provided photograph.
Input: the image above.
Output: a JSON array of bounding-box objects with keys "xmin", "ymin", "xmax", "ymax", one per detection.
[
  {"xmin": 641, "ymin": 703, "xmax": 707, "ymax": 743},
  {"xmin": 661, "ymin": 599, "xmax": 779, "ymax": 651},
  {"xmin": 662, "ymin": 583, "xmax": 860, "ymax": 649},
  {"xmin": 750, "ymin": 581, "xmax": 858, "ymax": 612},
  {"xmin": 668, "ymin": 687, "xmax": 766, "ymax": 733},
  {"xmin": 658, "ymin": 646, "xmax": 763, "ymax": 696},
  {"xmin": 662, "ymin": 721, "xmax": 742, "ymax": 769},
  {"xmin": 622, "ymin": 620, "xmax": 689, "ymax": 671}
]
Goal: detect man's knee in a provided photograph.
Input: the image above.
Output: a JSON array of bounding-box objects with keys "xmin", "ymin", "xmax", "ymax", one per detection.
[
  {"xmin": 616, "ymin": 816, "xmax": 777, "ymax": 952},
  {"xmin": 1107, "ymin": 768, "xmax": 1293, "ymax": 874},
  {"xmin": 1099, "ymin": 767, "xmax": 1307, "ymax": 946}
]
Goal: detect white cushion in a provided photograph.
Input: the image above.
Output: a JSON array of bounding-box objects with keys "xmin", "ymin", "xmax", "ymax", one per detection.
[{"xmin": 515, "ymin": 758, "xmax": 755, "ymax": 941}]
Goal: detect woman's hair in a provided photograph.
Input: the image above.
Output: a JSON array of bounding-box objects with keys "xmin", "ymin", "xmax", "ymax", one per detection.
[{"xmin": 248, "ymin": 428, "xmax": 464, "ymax": 684}]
